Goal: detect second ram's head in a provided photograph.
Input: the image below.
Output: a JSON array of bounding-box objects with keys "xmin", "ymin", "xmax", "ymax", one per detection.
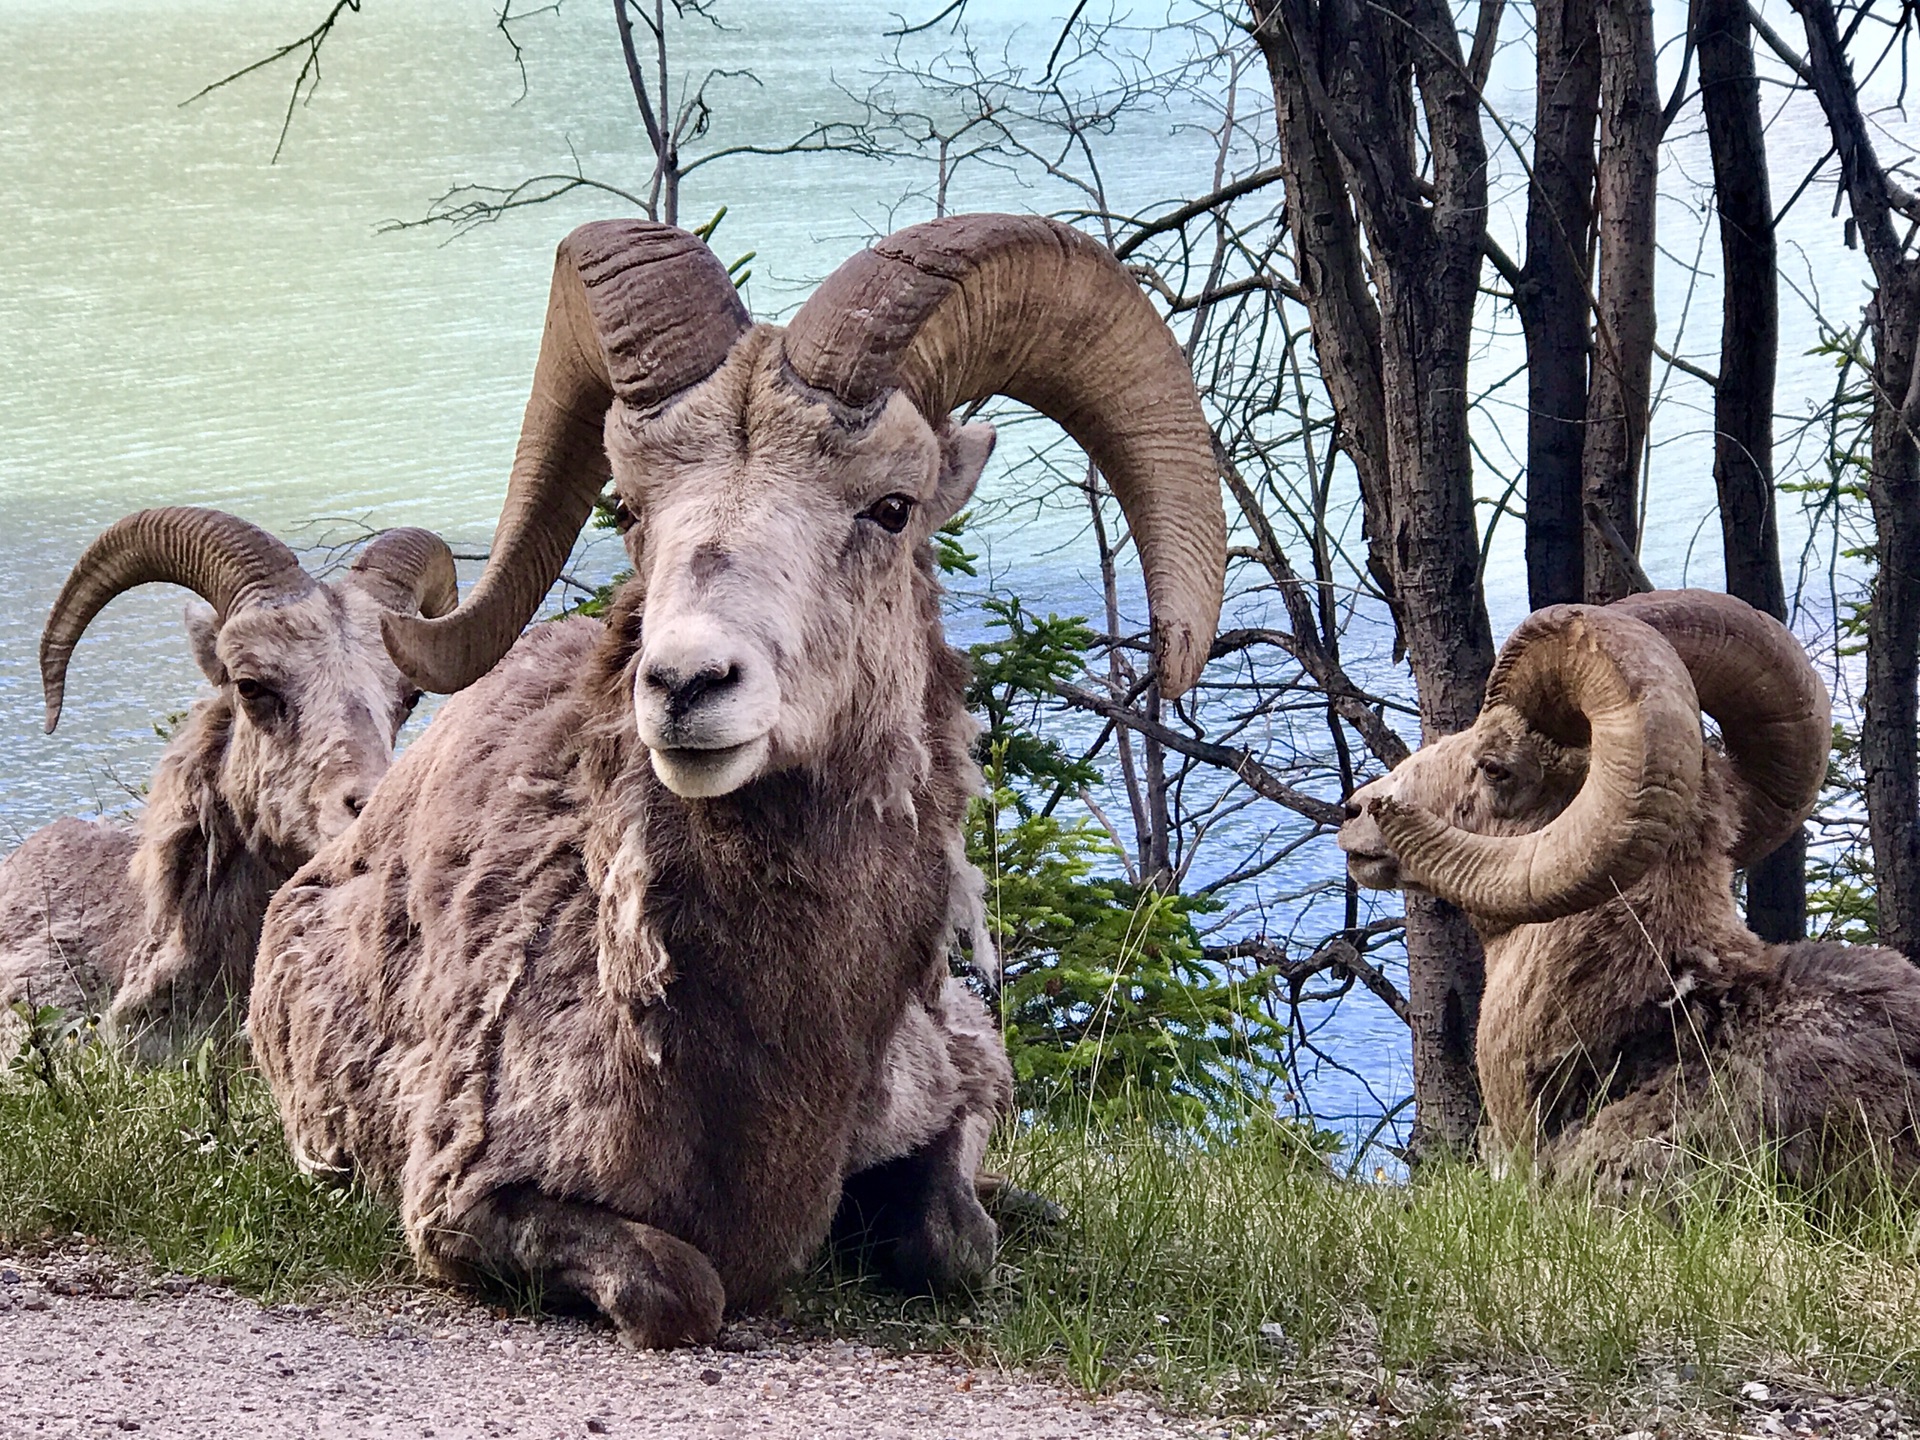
[
  {"xmin": 41, "ymin": 509, "xmax": 458, "ymax": 858},
  {"xmin": 1338, "ymin": 591, "xmax": 1831, "ymax": 928}
]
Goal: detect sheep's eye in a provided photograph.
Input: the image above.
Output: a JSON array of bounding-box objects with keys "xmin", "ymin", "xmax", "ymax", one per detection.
[
  {"xmin": 1477, "ymin": 757, "xmax": 1512, "ymax": 784},
  {"xmin": 233, "ymin": 677, "xmax": 281, "ymax": 718},
  {"xmin": 860, "ymin": 494, "xmax": 916, "ymax": 534}
]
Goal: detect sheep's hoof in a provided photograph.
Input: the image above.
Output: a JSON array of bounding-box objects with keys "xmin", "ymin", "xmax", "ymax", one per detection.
[
  {"xmin": 835, "ymin": 1155, "xmax": 999, "ymax": 1295},
  {"xmin": 975, "ymin": 1171, "xmax": 1067, "ymax": 1236},
  {"xmin": 600, "ymin": 1226, "xmax": 727, "ymax": 1350},
  {"xmin": 435, "ymin": 1187, "xmax": 724, "ymax": 1350}
]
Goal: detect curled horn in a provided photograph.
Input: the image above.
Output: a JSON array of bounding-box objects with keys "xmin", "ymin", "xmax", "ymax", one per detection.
[
  {"xmin": 780, "ymin": 215, "xmax": 1226, "ymax": 697},
  {"xmin": 1610, "ymin": 590, "xmax": 1831, "ymax": 865},
  {"xmin": 382, "ymin": 222, "xmax": 751, "ymax": 694},
  {"xmin": 1373, "ymin": 606, "xmax": 1704, "ymax": 925},
  {"xmin": 350, "ymin": 528, "xmax": 460, "ymax": 620},
  {"xmin": 41, "ymin": 506, "xmax": 313, "ymax": 734}
]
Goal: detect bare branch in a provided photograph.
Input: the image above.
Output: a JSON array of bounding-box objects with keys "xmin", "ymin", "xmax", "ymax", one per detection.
[
  {"xmin": 1053, "ymin": 682, "xmax": 1347, "ymax": 828},
  {"xmin": 180, "ymin": 0, "xmax": 364, "ymax": 164}
]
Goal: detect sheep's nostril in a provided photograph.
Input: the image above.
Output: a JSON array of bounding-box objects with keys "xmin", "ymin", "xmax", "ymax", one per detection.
[
  {"xmin": 649, "ymin": 661, "xmax": 742, "ymax": 718},
  {"xmin": 1343, "ymin": 800, "xmax": 1363, "ymax": 823}
]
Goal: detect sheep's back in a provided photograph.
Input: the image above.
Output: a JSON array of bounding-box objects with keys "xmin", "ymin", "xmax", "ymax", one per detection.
[
  {"xmin": 0, "ymin": 817, "xmax": 146, "ymax": 1017},
  {"xmin": 1737, "ymin": 939, "xmax": 1920, "ymax": 1183}
]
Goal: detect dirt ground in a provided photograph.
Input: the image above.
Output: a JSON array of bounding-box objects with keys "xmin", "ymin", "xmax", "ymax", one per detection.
[{"xmin": 1, "ymin": 1255, "xmax": 1913, "ymax": 1439}]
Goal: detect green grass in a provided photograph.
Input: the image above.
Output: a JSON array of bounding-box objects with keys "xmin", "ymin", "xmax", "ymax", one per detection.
[
  {"xmin": 806, "ymin": 1120, "xmax": 1920, "ymax": 1411},
  {"xmin": 0, "ymin": 1041, "xmax": 405, "ymax": 1297},
  {"xmin": 7, "ymin": 1045, "xmax": 1920, "ymax": 1414}
]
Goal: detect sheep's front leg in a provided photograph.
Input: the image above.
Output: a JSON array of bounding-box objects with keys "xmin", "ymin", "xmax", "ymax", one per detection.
[
  {"xmin": 430, "ymin": 1185, "xmax": 724, "ymax": 1348},
  {"xmin": 836, "ymin": 1118, "xmax": 999, "ymax": 1294},
  {"xmin": 835, "ymin": 978, "xmax": 1010, "ymax": 1292}
]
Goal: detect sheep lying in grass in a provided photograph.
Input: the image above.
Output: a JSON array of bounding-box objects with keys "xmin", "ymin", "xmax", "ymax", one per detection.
[
  {"xmin": 0, "ymin": 509, "xmax": 456, "ymax": 1060},
  {"xmin": 249, "ymin": 214, "xmax": 1226, "ymax": 1346},
  {"xmin": 1339, "ymin": 589, "xmax": 1920, "ymax": 1193}
]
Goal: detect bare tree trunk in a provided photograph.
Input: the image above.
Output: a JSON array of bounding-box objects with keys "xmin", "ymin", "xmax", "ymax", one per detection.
[
  {"xmin": 1789, "ymin": 0, "xmax": 1920, "ymax": 956},
  {"xmin": 1696, "ymin": 0, "xmax": 1805, "ymax": 941},
  {"xmin": 1518, "ymin": 0, "xmax": 1598, "ymax": 608},
  {"xmin": 1251, "ymin": 11, "xmax": 1398, "ymax": 637},
  {"xmin": 1250, "ymin": 0, "xmax": 1496, "ymax": 1156},
  {"xmin": 1581, "ymin": 0, "xmax": 1659, "ymax": 604}
]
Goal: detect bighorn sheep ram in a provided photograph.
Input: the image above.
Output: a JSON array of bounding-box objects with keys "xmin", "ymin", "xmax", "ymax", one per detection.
[
  {"xmin": 0, "ymin": 509, "xmax": 457, "ymax": 1059},
  {"xmin": 1339, "ymin": 590, "xmax": 1920, "ymax": 1192},
  {"xmin": 250, "ymin": 214, "xmax": 1225, "ymax": 1346}
]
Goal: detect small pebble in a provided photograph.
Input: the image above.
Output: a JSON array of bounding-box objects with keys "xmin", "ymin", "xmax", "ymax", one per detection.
[{"xmin": 699, "ymin": 1368, "xmax": 722, "ymax": 1385}]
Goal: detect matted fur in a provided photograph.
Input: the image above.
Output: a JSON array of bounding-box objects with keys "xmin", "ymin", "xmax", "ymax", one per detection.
[
  {"xmin": 1341, "ymin": 607, "xmax": 1920, "ymax": 1194},
  {"xmin": 1, "ymin": 548, "xmax": 447, "ymax": 1061}
]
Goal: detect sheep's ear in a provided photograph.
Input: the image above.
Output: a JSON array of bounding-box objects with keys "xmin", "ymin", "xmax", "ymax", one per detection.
[
  {"xmin": 183, "ymin": 603, "xmax": 227, "ymax": 686},
  {"xmin": 928, "ymin": 422, "xmax": 996, "ymax": 530}
]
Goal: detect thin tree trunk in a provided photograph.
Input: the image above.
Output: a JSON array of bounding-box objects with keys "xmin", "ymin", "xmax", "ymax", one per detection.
[
  {"xmin": 1250, "ymin": 9, "xmax": 1399, "ymax": 639},
  {"xmin": 1250, "ymin": 0, "xmax": 1496, "ymax": 1156},
  {"xmin": 1582, "ymin": 0, "xmax": 1659, "ymax": 604},
  {"xmin": 1697, "ymin": 0, "xmax": 1805, "ymax": 940},
  {"xmin": 1789, "ymin": 0, "xmax": 1920, "ymax": 956},
  {"xmin": 1518, "ymin": 0, "xmax": 1598, "ymax": 607}
]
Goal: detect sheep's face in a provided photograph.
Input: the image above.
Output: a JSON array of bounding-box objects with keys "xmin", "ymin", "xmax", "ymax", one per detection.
[
  {"xmin": 1338, "ymin": 706, "xmax": 1586, "ymax": 891},
  {"xmin": 186, "ymin": 583, "xmax": 423, "ymax": 853},
  {"xmin": 606, "ymin": 346, "xmax": 991, "ymax": 799}
]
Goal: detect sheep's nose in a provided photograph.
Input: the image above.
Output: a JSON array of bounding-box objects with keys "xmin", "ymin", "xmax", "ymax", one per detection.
[
  {"xmin": 1343, "ymin": 799, "xmax": 1363, "ymax": 823},
  {"xmin": 644, "ymin": 659, "xmax": 743, "ymax": 719}
]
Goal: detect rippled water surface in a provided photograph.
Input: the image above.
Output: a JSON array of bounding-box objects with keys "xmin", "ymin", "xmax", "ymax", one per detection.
[{"xmin": 0, "ymin": 0, "xmax": 1877, "ymax": 1130}]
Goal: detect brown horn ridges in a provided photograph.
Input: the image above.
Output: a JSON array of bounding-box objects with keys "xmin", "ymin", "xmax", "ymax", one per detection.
[
  {"xmin": 41, "ymin": 506, "xmax": 312, "ymax": 734},
  {"xmin": 1610, "ymin": 590, "xmax": 1831, "ymax": 865},
  {"xmin": 382, "ymin": 221, "xmax": 751, "ymax": 694},
  {"xmin": 350, "ymin": 528, "xmax": 460, "ymax": 619},
  {"xmin": 781, "ymin": 214, "xmax": 1226, "ymax": 697},
  {"xmin": 1374, "ymin": 606, "xmax": 1705, "ymax": 925}
]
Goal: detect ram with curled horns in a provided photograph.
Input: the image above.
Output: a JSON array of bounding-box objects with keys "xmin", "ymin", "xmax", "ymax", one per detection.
[
  {"xmin": 1, "ymin": 510, "xmax": 456, "ymax": 1060},
  {"xmin": 1340, "ymin": 591, "xmax": 1920, "ymax": 1193},
  {"xmin": 249, "ymin": 215, "xmax": 1226, "ymax": 1346}
]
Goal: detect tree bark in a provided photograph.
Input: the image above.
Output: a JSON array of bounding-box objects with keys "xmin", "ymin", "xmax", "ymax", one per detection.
[
  {"xmin": 1517, "ymin": 0, "xmax": 1598, "ymax": 607},
  {"xmin": 1696, "ymin": 0, "xmax": 1805, "ymax": 940},
  {"xmin": 1250, "ymin": 0, "xmax": 1497, "ymax": 1156},
  {"xmin": 1790, "ymin": 0, "xmax": 1920, "ymax": 956},
  {"xmin": 1581, "ymin": 0, "xmax": 1659, "ymax": 604},
  {"xmin": 1251, "ymin": 9, "xmax": 1399, "ymax": 636}
]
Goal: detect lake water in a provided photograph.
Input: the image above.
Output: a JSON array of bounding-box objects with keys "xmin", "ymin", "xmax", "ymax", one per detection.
[{"xmin": 0, "ymin": 0, "xmax": 1881, "ymax": 1140}]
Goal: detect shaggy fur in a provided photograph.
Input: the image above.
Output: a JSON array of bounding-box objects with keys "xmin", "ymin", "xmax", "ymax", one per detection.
[
  {"xmin": 252, "ymin": 336, "xmax": 1014, "ymax": 1346},
  {"xmin": 2, "ymin": 570, "xmax": 438, "ymax": 1060},
  {"xmin": 1342, "ymin": 698, "xmax": 1920, "ymax": 1196}
]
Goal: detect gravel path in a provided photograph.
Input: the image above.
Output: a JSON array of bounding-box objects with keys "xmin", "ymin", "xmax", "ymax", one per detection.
[
  {"xmin": 0, "ymin": 1264, "xmax": 1197, "ymax": 1440},
  {"xmin": 5, "ymin": 1257, "xmax": 1916, "ymax": 1439}
]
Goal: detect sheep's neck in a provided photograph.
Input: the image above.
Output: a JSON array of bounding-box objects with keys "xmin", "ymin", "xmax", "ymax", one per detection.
[
  {"xmin": 1473, "ymin": 757, "xmax": 1769, "ymax": 1155},
  {"xmin": 128, "ymin": 699, "xmax": 297, "ymax": 1012}
]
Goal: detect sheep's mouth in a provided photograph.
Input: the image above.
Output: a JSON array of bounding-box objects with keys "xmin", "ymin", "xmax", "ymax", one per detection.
[
  {"xmin": 1343, "ymin": 849, "xmax": 1402, "ymax": 891},
  {"xmin": 647, "ymin": 734, "xmax": 772, "ymax": 799}
]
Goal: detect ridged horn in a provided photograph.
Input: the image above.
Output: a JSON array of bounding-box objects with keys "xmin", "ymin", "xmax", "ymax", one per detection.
[
  {"xmin": 41, "ymin": 506, "xmax": 313, "ymax": 734},
  {"xmin": 1374, "ymin": 606, "xmax": 1704, "ymax": 924},
  {"xmin": 349, "ymin": 528, "xmax": 460, "ymax": 620},
  {"xmin": 1610, "ymin": 590, "xmax": 1831, "ymax": 865},
  {"xmin": 382, "ymin": 221, "xmax": 751, "ymax": 693},
  {"xmin": 781, "ymin": 215, "xmax": 1226, "ymax": 696}
]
